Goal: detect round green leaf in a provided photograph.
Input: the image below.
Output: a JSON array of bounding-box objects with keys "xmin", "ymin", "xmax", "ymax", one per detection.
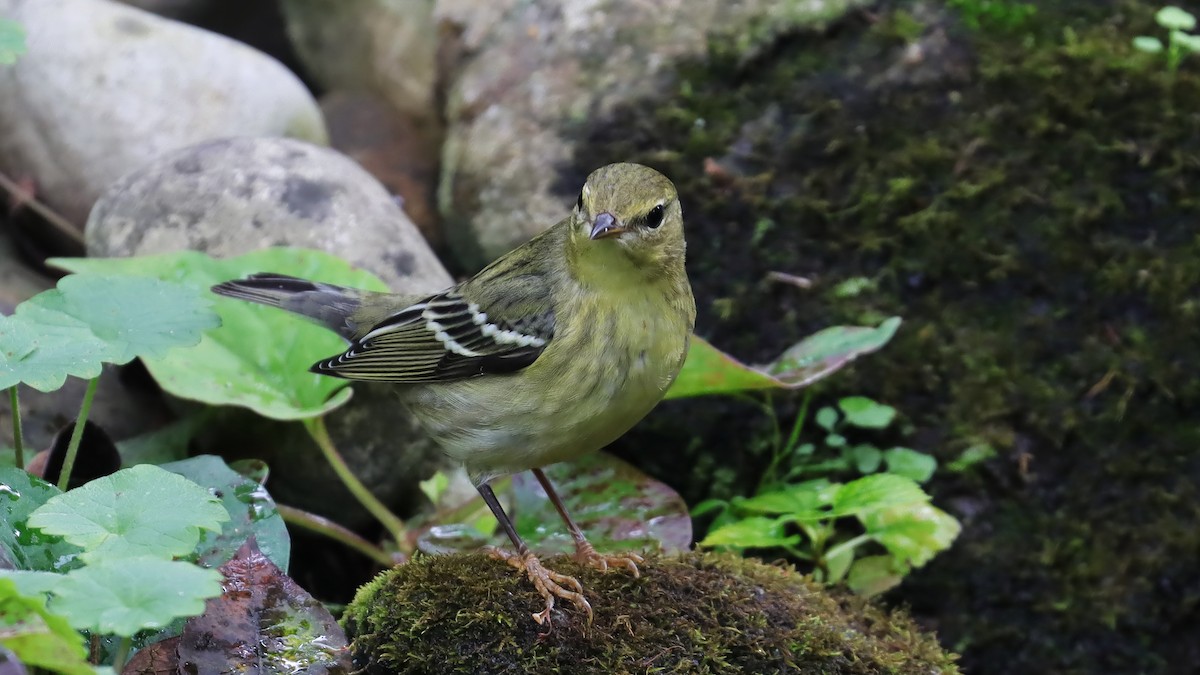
[
  {"xmin": 0, "ymin": 579, "xmax": 93, "ymax": 675},
  {"xmin": 830, "ymin": 474, "xmax": 929, "ymax": 517},
  {"xmin": 1156, "ymin": 6, "xmax": 1196, "ymax": 31},
  {"xmin": 27, "ymin": 465, "xmax": 228, "ymax": 562},
  {"xmin": 51, "ymin": 249, "xmax": 388, "ymax": 420},
  {"xmin": 0, "ymin": 468, "xmax": 82, "ymax": 572},
  {"xmin": 50, "ymin": 557, "xmax": 223, "ymax": 636},
  {"xmin": 1132, "ymin": 35, "xmax": 1164, "ymax": 53},
  {"xmin": 882, "ymin": 447, "xmax": 937, "ymax": 483},
  {"xmin": 838, "ymin": 396, "xmax": 896, "ymax": 429},
  {"xmin": 0, "ymin": 314, "xmax": 110, "ymax": 392}
]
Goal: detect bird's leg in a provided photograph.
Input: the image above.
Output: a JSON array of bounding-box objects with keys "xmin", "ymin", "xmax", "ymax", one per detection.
[
  {"xmin": 532, "ymin": 468, "xmax": 644, "ymax": 577},
  {"xmin": 476, "ymin": 482, "xmax": 592, "ymax": 625}
]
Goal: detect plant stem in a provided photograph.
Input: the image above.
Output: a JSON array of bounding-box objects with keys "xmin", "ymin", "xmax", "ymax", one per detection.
[
  {"xmin": 110, "ymin": 636, "xmax": 132, "ymax": 671},
  {"xmin": 278, "ymin": 503, "xmax": 403, "ymax": 567},
  {"xmin": 823, "ymin": 533, "xmax": 872, "ymax": 566},
  {"xmin": 0, "ymin": 169, "xmax": 85, "ymax": 247},
  {"xmin": 8, "ymin": 386, "xmax": 24, "ymax": 470},
  {"xmin": 57, "ymin": 377, "xmax": 98, "ymax": 491},
  {"xmin": 304, "ymin": 416, "xmax": 408, "ymax": 547}
]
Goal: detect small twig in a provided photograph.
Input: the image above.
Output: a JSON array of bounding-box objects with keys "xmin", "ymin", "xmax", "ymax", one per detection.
[
  {"xmin": 277, "ymin": 503, "xmax": 403, "ymax": 568},
  {"xmin": 766, "ymin": 271, "xmax": 813, "ymax": 289},
  {"xmin": 8, "ymin": 386, "xmax": 24, "ymax": 469},
  {"xmin": 0, "ymin": 169, "xmax": 85, "ymax": 247},
  {"xmin": 57, "ymin": 376, "xmax": 98, "ymax": 491}
]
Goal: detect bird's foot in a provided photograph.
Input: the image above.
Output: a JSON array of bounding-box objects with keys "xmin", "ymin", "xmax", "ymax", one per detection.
[
  {"xmin": 573, "ymin": 539, "xmax": 643, "ymax": 578},
  {"xmin": 487, "ymin": 547, "xmax": 593, "ymax": 626}
]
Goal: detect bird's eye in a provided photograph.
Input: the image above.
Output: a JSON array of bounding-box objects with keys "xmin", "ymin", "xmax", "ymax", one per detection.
[
  {"xmin": 645, "ymin": 204, "xmax": 665, "ymax": 229},
  {"xmin": 576, "ymin": 192, "xmax": 584, "ymax": 211}
]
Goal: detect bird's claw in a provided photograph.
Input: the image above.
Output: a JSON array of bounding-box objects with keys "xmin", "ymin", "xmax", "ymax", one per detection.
[
  {"xmin": 487, "ymin": 547, "xmax": 593, "ymax": 626},
  {"xmin": 573, "ymin": 540, "xmax": 644, "ymax": 578}
]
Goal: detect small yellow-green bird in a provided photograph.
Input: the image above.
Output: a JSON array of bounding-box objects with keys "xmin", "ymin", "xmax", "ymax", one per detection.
[{"xmin": 212, "ymin": 163, "xmax": 695, "ymax": 625}]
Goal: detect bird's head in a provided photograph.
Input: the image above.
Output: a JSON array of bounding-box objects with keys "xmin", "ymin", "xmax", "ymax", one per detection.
[{"xmin": 569, "ymin": 163, "xmax": 686, "ymax": 278}]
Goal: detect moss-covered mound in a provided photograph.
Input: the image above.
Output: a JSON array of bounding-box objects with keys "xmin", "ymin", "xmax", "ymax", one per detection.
[
  {"xmin": 570, "ymin": 1, "xmax": 1199, "ymax": 673},
  {"xmin": 343, "ymin": 552, "xmax": 957, "ymax": 674}
]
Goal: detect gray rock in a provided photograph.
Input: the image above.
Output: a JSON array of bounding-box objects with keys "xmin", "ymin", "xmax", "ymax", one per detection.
[
  {"xmin": 280, "ymin": 0, "xmax": 439, "ymax": 129},
  {"xmin": 86, "ymin": 136, "xmax": 455, "ymax": 525},
  {"xmin": 0, "ymin": 0, "xmax": 327, "ymax": 228},
  {"xmin": 436, "ymin": 0, "xmax": 866, "ymax": 268},
  {"xmin": 86, "ymin": 137, "xmax": 448, "ymax": 293}
]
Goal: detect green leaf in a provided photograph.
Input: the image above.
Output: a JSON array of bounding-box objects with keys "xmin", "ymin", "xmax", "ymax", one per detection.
[
  {"xmin": 846, "ymin": 555, "xmax": 906, "ymax": 597},
  {"xmin": 0, "ymin": 570, "xmax": 63, "ymax": 596},
  {"xmin": 1175, "ymin": 31, "xmax": 1200, "ymax": 53},
  {"xmin": 162, "ymin": 456, "xmax": 290, "ymax": 572},
  {"xmin": 850, "ymin": 444, "xmax": 883, "ymax": 474},
  {"xmin": 737, "ymin": 479, "xmax": 835, "ymax": 518},
  {"xmin": 0, "ymin": 579, "xmax": 93, "ymax": 675},
  {"xmin": 19, "ymin": 275, "xmax": 218, "ymax": 365},
  {"xmin": 830, "ymin": 474, "xmax": 928, "ymax": 517},
  {"xmin": 860, "ymin": 503, "xmax": 961, "ymax": 567},
  {"xmin": 699, "ymin": 516, "xmax": 800, "ymax": 549},
  {"xmin": 814, "ymin": 406, "xmax": 839, "ymax": 431},
  {"xmin": 690, "ymin": 498, "xmax": 729, "ymax": 518},
  {"xmin": 49, "ymin": 557, "xmax": 223, "ymax": 636},
  {"xmin": 946, "ymin": 443, "xmax": 996, "ymax": 472},
  {"xmin": 1156, "ymin": 5, "xmax": 1196, "ymax": 31},
  {"xmin": 52, "ymin": 249, "xmax": 388, "ymax": 420},
  {"xmin": 27, "ymin": 465, "xmax": 228, "ymax": 563},
  {"xmin": 0, "ymin": 468, "xmax": 82, "ymax": 572},
  {"xmin": 883, "ymin": 447, "xmax": 937, "ymax": 483},
  {"xmin": 0, "ymin": 19, "xmax": 25, "ymax": 66},
  {"xmin": 0, "ymin": 313, "xmax": 111, "ymax": 392},
  {"xmin": 1132, "ymin": 35, "xmax": 1164, "ymax": 53},
  {"xmin": 665, "ymin": 317, "xmax": 901, "ymax": 399},
  {"xmin": 838, "ymin": 396, "xmax": 896, "ymax": 428},
  {"xmin": 825, "ymin": 433, "xmax": 847, "ymax": 448}
]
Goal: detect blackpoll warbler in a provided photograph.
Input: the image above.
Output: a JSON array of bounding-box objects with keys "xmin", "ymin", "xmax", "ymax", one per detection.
[{"xmin": 213, "ymin": 163, "xmax": 696, "ymax": 625}]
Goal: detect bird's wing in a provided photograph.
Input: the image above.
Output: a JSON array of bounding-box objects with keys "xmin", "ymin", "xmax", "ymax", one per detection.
[{"xmin": 310, "ymin": 273, "xmax": 556, "ymax": 383}]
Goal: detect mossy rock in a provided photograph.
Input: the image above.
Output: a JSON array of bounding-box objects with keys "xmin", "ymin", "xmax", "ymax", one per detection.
[{"xmin": 343, "ymin": 551, "xmax": 957, "ymax": 674}]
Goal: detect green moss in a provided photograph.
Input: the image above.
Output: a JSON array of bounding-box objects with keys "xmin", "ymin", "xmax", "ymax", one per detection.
[
  {"xmin": 573, "ymin": 0, "xmax": 1200, "ymax": 672},
  {"xmin": 343, "ymin": 552, "xmax": 958, "ymax": 674}
]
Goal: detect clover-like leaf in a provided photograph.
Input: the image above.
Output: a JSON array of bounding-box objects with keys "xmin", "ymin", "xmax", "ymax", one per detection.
[
  {"xmin": 0, "ymin": 579, "xmax": 93, "ymax": 675},
  {"xmin": 882, "ymin": 447, "xmax": 937, "ymax": 483},
  {"xmin": 1132, "ymin": 35, "xmax": 1164, "ymax": 53},
  {"xmin": 163, "ymin": 456, "xmax": 290, "ymax": 572},
  {"xmin": 18, "ymin": 275, "xmax": 219, "ymax": 365},
  {"xmin": 49, "ymin": 557, "xmax": 223, "ymax": 636},
  {"xmin": 666, "ymin": 317, "xmax": 901, "ymax": 399},
  {"xmin": 0, "ymin": 468, "xmax": 82, "ymax": 572},
  {"xmin": 1157, "ymin": 5, "xmax": 1196, "ymax": 31},
  {"xmin": 838, "ymin": 396, "xmax": 896, "ymax": 429},
  {"xmin": 52, "ymin": 249, "xmax": 388, "ymax": 420},
  {"xmin": 0, "ymin": 314, "xmax": 110, "ymax": 392},
  {"xmin": 0, "ymin": 19, "xmax": 25, "ymax": 65},
  {"xmin": 27, "ymin": 464, "xmax": 228, "ymax": 562}
]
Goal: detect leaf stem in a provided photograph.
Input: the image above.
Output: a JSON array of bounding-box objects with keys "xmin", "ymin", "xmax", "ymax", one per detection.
[
  {"xmin": 8, "ymin": 386, "xmax": 23, "ymax": 469},
  {"xmin": 110, "ymin": 636, "xmax": 132, "ymax": 671},
  {"xmin": 304, "ymin": 416, "xmax": 408, "ymax": 548},
  {"xmin": 57, "ymin": 376, "xmax": 98, "ymax": 491},
  {"xmin": 0, "ymin": 169, "xmax": 85, "ymax": 247},
  {"xmin": 823, "ymin": 533, "xmax": 872, "ymax": 568},
  {"xmin": 278, "ymin": 503, "xmax": 403, "ymax": 567}
]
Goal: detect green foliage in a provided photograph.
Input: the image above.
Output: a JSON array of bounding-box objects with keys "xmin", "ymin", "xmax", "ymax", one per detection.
[
  {"xmin": 53, "ymin": 249, "xmax": 389, "ymax": 420},
  {"xmin": 48, "ymin": 557, "xmax": 223, "ymax": 637},
  {"xmin": 0, "ymin": 18, "xmax": 25, "ymax": 65},
  {"xmin": 1, "ymin": 274, "xmax": 218, "ymax": 392},
  {"xmin": 694, "ymin": 395, "xmax": 953, "ymax": 594},
  {"xmin": 699, "ymin": 474, "xmax": 959, "ymax": 596},
  {"xmin": 1133, "ymin": 6, "xmax": 1200, "ymax": 74},
  {"xmin": 0, "ymin": 579, "xmax": 93, "ymax": 675},
  {"xmin": 0, "ymin": 459, "xmax": 281, "ymax": 670},
  {"xmin": 28, "ymin": 465, "xmax": 227, "ymax": 563},
  {"xmin": 947, "ymin": 0, "xmax": 1037, "ymax": 32}
]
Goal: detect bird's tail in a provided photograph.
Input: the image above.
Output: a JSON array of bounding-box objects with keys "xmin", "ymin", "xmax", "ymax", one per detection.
[{"xmin": 212, "ymin": 273, "xmax": 383, "ymax": 342}]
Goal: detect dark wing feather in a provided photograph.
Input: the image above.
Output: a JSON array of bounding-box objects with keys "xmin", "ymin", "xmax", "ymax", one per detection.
[{"xmin": 310, "ymin": 288, "xmax": 555, "ymax": 383}]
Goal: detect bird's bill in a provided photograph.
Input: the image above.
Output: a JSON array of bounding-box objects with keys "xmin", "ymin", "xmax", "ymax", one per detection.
[{"xmin": 589, "ymin": 212, "xmax": 626, "ymax": 239}]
